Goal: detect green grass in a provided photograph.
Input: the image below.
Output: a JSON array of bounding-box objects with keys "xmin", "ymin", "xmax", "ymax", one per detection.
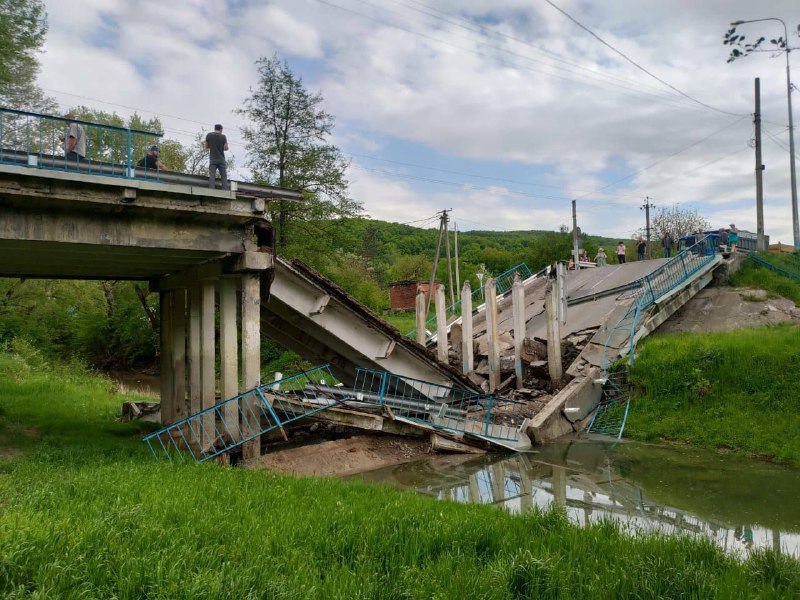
[
  {"xmin": 1, "ymin": 349, "xmax": 799, "ymax": 598},
  {"xmin": 626, "ymin": 323, "xmax": 800, "ymax": 465},
  {"xmin": 729, "ymin": 254, "xmax": 800, "ymax": 305}
]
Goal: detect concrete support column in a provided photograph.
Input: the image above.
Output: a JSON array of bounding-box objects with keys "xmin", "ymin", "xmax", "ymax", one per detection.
[
  {"xmin": 435, "ymin": 285, "xmax": 448, "ymax": 362},
  {"xmin": 187, "ymin": 285, "xmax": 202, "ymax": 441},
  {"xmin": 545, "ymin": 279, "xmax": 563, "ymax": 388},
  {"xmin": 485, "ymin": 278, "xmax": 500, "ymax": 392},
  {"xmin": 415, "ymin": 287, "xmax": 426, "ymax": 346},
  {"xmin": 159, "ymin": 291, "xmax": 174, "ymax": 424},
  {"xmin": 241, "ymin": 273, "xmax": 261, "ymax": 461},
  {"xmin": 201, "ymin": 281, "xmax": 216, "ymax": 446},
  {"xmin": 511, "ymin": 273, "xmax": 525, "ymax": 389},
  {"xmin": 461, "ymin": 281, "xmax": 473, "ymax": 374},
  {"xmin": 171, "ymin": 289, "xmax": 187, "ymax": 422},
  {"xmin": 188, "ymin": 286, "xmax": 202, "ymax": 418},
  {"xmin": 491, "ymin": 463, "xmax": 505, "ymax": 503},
  {"xmin": 219, "ymin": 278, "xmax": 239, "ymax": 440}
]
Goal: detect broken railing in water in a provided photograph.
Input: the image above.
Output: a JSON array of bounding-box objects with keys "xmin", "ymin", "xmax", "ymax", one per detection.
[
  {"xmin": 143, "ymin": 365, "xmax": 531, "ymax": 461},
  {"xmin": 143, "ymin": 366, "xmax": 344, "ymax": 462}
]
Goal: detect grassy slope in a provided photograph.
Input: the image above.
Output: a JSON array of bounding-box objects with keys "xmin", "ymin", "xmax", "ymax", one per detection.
[
  {"xmin": 626, "ymin": 323, "xmax": 800, "ymax": 464},
  {"xmin": 1, "ymin": 354, "xmax": 798, "ymax": 597},
  {"xmin": 729, "ymin": 254, "xmax": 800, "ymax": 305}
]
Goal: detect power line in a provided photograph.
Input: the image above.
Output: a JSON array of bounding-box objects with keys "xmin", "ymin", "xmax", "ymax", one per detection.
[
  {"xmin": 542, "ymin": 0, "xmax": 747, "ymax": 118},
  {"xmin": 313, "ymin": 0, "xmax": 720, "ymax": 115}
]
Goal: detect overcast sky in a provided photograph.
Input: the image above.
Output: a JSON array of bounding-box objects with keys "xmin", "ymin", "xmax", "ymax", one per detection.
[{"xmin": 37, "ymin": 0, "xmax": 800, "ymax": 243}]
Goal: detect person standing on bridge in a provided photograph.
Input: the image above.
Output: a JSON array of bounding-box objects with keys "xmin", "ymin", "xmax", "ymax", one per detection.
[
  {"xmin": 595, "ymin": 247, "xmax": 607, "ymax": 267},
  {"xmin": 728, "ymin": 224, "xmax": 739, "ymax": 253},
  {"xmin": 64, "ymin": 113, "xmax": 85, "ymax": 165},
  {"xmin": 206, "ymin": 124, "xmax": 229, "ymax": 190},
  {"xmin": 616, "ymin": 241, "xmax": 626, "ymax": 264},
  {"xmin": 661, "ymin": 233, "xmax": 673, "ymax": 258}
]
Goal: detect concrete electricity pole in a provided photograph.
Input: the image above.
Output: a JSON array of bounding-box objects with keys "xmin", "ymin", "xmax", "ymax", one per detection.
[
  {"xmin": 726, "ymin": 18, "xmax": 799, "ymax": 247},
  {"xmin": 571, "ymin": 200, "xmax": 580, "ymax": 266},
  {"xmin": 754, "ymin": 77, "xmax": 766, "ymax": 251},
  {"xmin": 641, "ymin": 197, "xmax": 655, "ymax": 259}
]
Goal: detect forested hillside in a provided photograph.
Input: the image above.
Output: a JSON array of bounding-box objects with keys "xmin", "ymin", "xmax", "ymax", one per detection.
[{"xmin": 0, "ymin": 219, "xmax": 619, "ymax": 370}]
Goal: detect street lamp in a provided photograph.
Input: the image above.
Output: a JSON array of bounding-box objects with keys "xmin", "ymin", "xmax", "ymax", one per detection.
[
  {"xmin": 476, "ymin": 264, "xmax": 486, "ymax": 302},
  {"xmin": 730, "ymin": 18, "xmax": 798, "ymax": 248}
]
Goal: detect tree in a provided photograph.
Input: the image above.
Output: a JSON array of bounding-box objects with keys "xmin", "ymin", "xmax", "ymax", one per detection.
[
  {"xmin": 635, "ymin": 205, "xmax": 710, "ymax": 245},
  {"xmin": 0, "ymin": 0, "xmax": 56, "ymax": 112},
  {"xmin": 236, "ymin": 54, "xmax": 361, "ymax": 252},
  {"xmin": 723, "ymin": 22, "xmax": 800, "ymax": 63}
]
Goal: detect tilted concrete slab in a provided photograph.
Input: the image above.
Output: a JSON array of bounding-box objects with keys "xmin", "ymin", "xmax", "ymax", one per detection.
[
  {"xmin": 527, "ymin": 367, "xmax": 601, "ymax": 444},
  {"xmin": 264, "ymin": 257, "xmax": 480, "ymax": 391}
]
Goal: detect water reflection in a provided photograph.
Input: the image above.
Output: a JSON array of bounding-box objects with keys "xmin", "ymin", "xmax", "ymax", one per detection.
[{"xmin": 353, "ymin": 437, "xmax": 800, "ymax": 557}]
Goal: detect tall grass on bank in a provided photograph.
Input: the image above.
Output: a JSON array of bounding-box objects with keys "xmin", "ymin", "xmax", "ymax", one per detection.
[
  {"xmin": 729, "ymin": 254, "xmax": 800, "ymax": 305},
  {"xmin": 626, "ymin": 323, "xmax": 800, "ymax": 464},
  {"xmin": 1, "ymin": 348, "xmax": 799, "ymax": 598}
]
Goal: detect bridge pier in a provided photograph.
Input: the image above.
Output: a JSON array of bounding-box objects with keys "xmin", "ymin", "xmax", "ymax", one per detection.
[{"xmin": 156, "ymin": 254, "xmax": 268, "ymax": 459}]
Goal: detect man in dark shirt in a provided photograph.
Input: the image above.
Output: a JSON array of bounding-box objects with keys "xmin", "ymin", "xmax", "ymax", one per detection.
[
  {"xmin": 206, "ymin": 124, "xmax": 229, "ymax": 190},
  {"xmin": 137, "ymin": 145, "xmax": 166, "ymax": 171}
]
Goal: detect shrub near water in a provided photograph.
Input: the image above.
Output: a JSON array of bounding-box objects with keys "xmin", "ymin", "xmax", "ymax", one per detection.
[
  {"xmin": 1, "ymin": 349, "xmax": 799, "ymax": 598},
  {"xmin": 627, "ymin": 323, "xmax": 800, "ymax": 464}
]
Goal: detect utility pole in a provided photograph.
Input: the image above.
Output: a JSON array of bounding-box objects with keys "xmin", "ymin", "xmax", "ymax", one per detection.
[
  {"xmin": 454, "ymin": 222, "xmax": 460, "ymax": 293},
  {"xmin": 425, "ymin": 210, "xmax": 447, "ymax": 319},
  {"xmin": 443, "ymin": 211, "xmax": 455, "ymax": 307},
  {"xmin": 571, "ymin": 200, "xmax": 580, "ymax": 267},
  {"xmin": 754, "ymin": 77, "xmax": 766, "ymax": 251},
  {"xmin": 641, "ymin": 197, "xmax": 655, "ymax": 259}
]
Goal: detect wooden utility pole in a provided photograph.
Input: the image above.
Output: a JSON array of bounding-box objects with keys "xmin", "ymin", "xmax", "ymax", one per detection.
[{"xmin": 754, "ymin": 77, "xmax": 765, "ymax": 251}]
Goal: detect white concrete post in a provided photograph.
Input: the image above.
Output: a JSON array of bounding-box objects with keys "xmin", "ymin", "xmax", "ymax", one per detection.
[
  {"xmin": 415, "ymin": 286, "xmax": 426, "ymax": 346},
  {"xmin": 201, "ymin": 281, "xmax": 216, "ymax": 447},
  {"xmin": 485, "ymin": 278, "xmax": 500, "ymax": 392},
  {"xmin": 461, "ymin": 281, "xmax": 473, "ymax": 374},
  {"xmin": 241, "ymin": 273, "xmax": 261, "ymax": 461},
  {"xmin": 512, "ymin": 273, "xmax": 525, "ymax": 389},
  {"xmin": 188, "ymin": 285, "xmax": 202, "ymax": 418},
  {"xmin": 545, "ymin": 278, "xmax": 563, "ymax": 387},
  {"xmin": 435, "ymin": 284, "xmax": 448, "ymax": 362},
  {"xmin": 219, "ymin": 278, "xmax": 238, "ymax": 441},
  {"xmin": 170, "ymin": 288, "xmax": 186, "ymax": 422},
  {"xmin": 159, "ymin": 291, "xmax": 174, "ymax": 425}
]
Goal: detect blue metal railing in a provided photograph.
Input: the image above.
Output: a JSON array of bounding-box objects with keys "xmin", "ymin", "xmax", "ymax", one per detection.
[
  {"xmin": 591, "ymin": 236, "xmax": 719, "ymax": 439},
  {"xmin": 749, "ymin": 254, "xmax": 800, "ymax": 283},
  {"xmin": 143, "ymin": 366, "xmax": 345, "ymax": 462},
  {"xmin": 0, "ymin": 107, "xmax": 163, "ymax": 181},
  {"xmin": 352, "ymin": 368, "xmax": 527, "ymax": 443},
  {"xmin": 407, "ymin": 262, "xmax": 536, "ymax": 340}
]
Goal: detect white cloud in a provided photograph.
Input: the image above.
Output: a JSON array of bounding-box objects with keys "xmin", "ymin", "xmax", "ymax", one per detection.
[{"xmin": 37, "ymin": 0, "xmax": 800, "ymax": 243}]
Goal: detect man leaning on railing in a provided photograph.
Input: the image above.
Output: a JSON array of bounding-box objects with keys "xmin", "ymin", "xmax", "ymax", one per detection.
[{"xmin": 63, "ymin": 113, "xmax": 85, "ymax": 164}]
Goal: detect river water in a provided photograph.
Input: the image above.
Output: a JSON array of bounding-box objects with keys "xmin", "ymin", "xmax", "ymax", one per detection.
[{"xmin": 353, "ymin": 436, "xmax": 800, "ymax": 557}]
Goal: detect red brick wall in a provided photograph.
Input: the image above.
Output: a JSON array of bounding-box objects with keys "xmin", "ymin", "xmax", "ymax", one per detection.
[{"xmin": 389, "ymin": 281, "xmax": 441, "ymax": 311}]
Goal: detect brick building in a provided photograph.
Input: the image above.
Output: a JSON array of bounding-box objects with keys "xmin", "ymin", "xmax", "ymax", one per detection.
[{"xmin": 389, "ymin": 281, "xmax": 442, "ymax": 311}]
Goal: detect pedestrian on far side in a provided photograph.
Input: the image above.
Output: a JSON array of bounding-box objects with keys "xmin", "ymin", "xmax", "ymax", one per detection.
[
  {"xmin": 728, "ymin": 224, "xmax": 739, "ymax": 253},
  {"xmin": 661, "ymin": 232, "xmax": 673, "ymax": 258},
  {"xmin": 206, "ymin": 124, "xmax": 229, "ymax": 190},
  {"xmin": 636, "ymin": 237, "xmax": 646, "ymax": 261},
  {"xmin": 616, "ymin": 241, "xmax": 626, "ymax": 264}
]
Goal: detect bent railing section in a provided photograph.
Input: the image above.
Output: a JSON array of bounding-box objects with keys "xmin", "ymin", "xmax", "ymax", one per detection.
[
  {"xmin": 143, "ymin": 366, "xmax": 344, "ymax": 462},
  {"xmin": 594, "ymin": 237, "xmax": 719, "ymax": 439},
  {"xmin": 352, "ymin": 368, "xmax": 528, "ymax": 444}
]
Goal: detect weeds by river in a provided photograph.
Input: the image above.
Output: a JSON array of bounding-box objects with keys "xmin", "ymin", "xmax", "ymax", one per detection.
[{"xmin": 1, "ymin": 346, "xmax": 799, "ymax": 598}]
